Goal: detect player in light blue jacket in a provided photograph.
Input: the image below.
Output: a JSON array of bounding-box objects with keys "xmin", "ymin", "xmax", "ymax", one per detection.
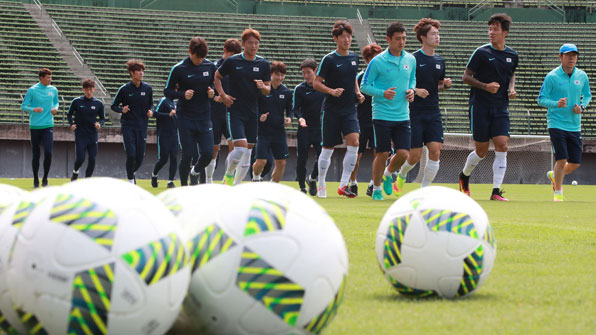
[
  {"xmin": 538, "ymin": 43, "xmax": 591, "ymax": 201},
  {"xmin": 21, "ymin": 68, "xmax": 59, "ymax": 188},
  {"xmin": 361, "ymin": 21, "xmax": 416, "ymax": 200}
]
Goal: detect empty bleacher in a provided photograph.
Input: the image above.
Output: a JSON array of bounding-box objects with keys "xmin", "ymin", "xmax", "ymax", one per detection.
[{"xmin": 262, "ymin": 0, "xmax": 596, "ymax": 9}]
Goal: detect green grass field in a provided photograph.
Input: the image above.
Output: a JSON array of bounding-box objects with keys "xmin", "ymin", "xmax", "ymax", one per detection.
[{"xmin": 2, "ymin": 178, "xmax": 595, "ymax": 334}]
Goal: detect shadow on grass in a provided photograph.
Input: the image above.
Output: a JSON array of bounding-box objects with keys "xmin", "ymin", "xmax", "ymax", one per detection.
[{"xmin": 370, "ymin": 291, "xmax": 499, "ymax": 303}]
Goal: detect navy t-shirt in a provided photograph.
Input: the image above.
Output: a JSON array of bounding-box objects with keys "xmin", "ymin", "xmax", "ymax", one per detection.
[
  {"xmin": 111, "ymin": 81, "xmax": 153, "ymax": 130},
  {"xmin": 316, "ymin": 50, "xmax": 359, "ymax": 115},
  {"xmin": 292, "ymin": 81, "xmax": 324, "ymax": 130},
  {"xmin": 410, "ymin": 49, "xmax": 445, "ymax": 113},
  {"xmin": 258, "ymin": 84, "xmax": 293, "ymax": 133},
  {"xmin": 210, "ymin": 57, "xmax": 230, "ymax": 118},
  {"xmin": 153, "ymin": 97, "xmax": 177, "ymax": 135},
  {"xmin": 356, "ymin": 71, "xmax": 372, "ymax": 127},
  {"xmin": 467, "ymin": 44, "xmax": 518, "ymax": 108},
  {"xmin": 218, "ymin": 53, "xmax": 271, "ymax": 116},
  {"xmin": 67, "ymin": 96, "xmax": 105, "ymax": 134},
  {"xmin": 164, "ymin": 57, "xmax": 217, "ymax": 121}
]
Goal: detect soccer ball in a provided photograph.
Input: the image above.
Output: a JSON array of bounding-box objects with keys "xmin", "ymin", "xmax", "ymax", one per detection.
[
  {"xmin": 571, "ymin": 180, "xmax": 578, "ymax": 186},
  {"xmin": 375, "ymin": 186, "xmax": 496, "ymax": 299},
  {"xmin": 163, "ymin": 182, "xmax": 348, "ymax": 334},
  {"xmin": 0, "ymin": 183, "xmax": 26, "ymax": 209},
  {"xmin": 6, "ymin": 178, "xmax": 190, "ymax": 334}
]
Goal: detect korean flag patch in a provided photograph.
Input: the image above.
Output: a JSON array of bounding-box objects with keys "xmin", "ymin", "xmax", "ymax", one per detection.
[
  {"xmin": 436, "ymin": 64, "xmax": 441, "ymax": 69},
  {"xmin": 203, "ymin": 71, "xmax": 209, "ymax": 76},
  {"xmin": 141, "ymin": 92, "xmax": 146, "ymax": 96},
  {"xmin": 253, "ymin": 67, "xmax": 259, "ymax": 72},
  {"xmin": 575, "ymin": 80, "xmax": 580, "ymax": 85},
  {"xmin": 351, "ymin": 61, "xmax": 357, "ymax": 66},
  {"xmin": 91, "ymin": 106, "xmax": 96, "ymax": 110},
  {"xmin": 506, "ymin": 58, "xmax": 512, "ymax": 63},
  {"xmin": 279, "ymin": 94, "xmax": 285, "ymax": 99}
]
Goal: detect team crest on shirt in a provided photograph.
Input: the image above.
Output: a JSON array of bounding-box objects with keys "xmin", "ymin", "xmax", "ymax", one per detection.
[
  {"xmin": 279, "ymin": 94, "xmax": 285, "ymax": 99},
  {"xmin": 506, "ymin": 58, "xmax": 512, "ymax": 63},
  {"xmin": 575, "ymin": 80, "xmax": 580, "ymax": 85},
  {"xmin": 141, "ymin": 92, "xmax": 146, "ymax": 96},
  {"xmin": 203, "ymin": 71, "xmax": 209, "ymax": 76},
  {"xmin": 351, "ymin": 61, "xmax": 356, "ymax": 66},
  {"xmin": 253, "ymin": 67, "xmax": 259, "ymax": 72},
  {"xmin": 91, "ymin": 106, "xmax": 96, "ymax": 110},
  {"xmin": 404, "ymin": 64, "xmax": 410, "ymax": 70},
  {"xmin": 436, "ymin": 64, "xmax": 441, "ymax": 69}
]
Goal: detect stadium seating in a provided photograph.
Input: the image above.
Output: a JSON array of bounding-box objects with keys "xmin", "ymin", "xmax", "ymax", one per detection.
[
  {"xmin": 0, "ymin": 1, "xmax": 83, "ymax": 125},
  {"xmin": 261, "ymin": 0, "xmax": 596, "ymax": 9}
]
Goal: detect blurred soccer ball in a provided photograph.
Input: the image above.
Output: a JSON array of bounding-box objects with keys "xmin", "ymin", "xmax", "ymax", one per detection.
[
  {"xmin": 376, "ymin": 186, "xmax": 496, "ymax": 299},
  {"xmin": 163, "ymin": 182, "xmax": 348, "ymax": 334},
  {"xmin": 571, "ymin": 180, "xmax": 578, "ymax": 186},
  {"xmin": 6, "ymin": 178, "xmax": 190, "ymax": 334}
]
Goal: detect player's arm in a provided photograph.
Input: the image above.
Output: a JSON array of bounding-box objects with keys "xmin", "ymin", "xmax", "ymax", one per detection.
[
  {"xmin": 537, "ymin": 76, "xmax": 560, "ymax": 109},
  {"xmin": 66, "ymin": 99, "xmax": 76, "ymax": 127},
  {"xmin": 164, "ymin": 66, "xmax": 185, "ymax": 101},
  {"xmin": 214, "ymin": 70, "xmax": 235, "ymax": 107},
  {"xmin": 146, "ymin": 88, "xmax": 154, "ymax": 117},
  {"xmin": 508, "ymin": 73, "xmax": 517, "ymax": 99},
  {"xmin": 97, "ymin": 102, "xmax": 105, "ymax": 127},
  {"xmin": 462, "ymin": 68, "xmax": 499, "ymax": 94},
  {"xmin": 360, "ymin": 61, "xmax": 387, "ymax": 99},
  {"xmin": 580, "ymin": 73, "xmax": 592, "ymax": 110},
  {"xmin": 406, "ymin": 62, "xmax": 416, "ymax": 102},
  {"xmin": 313, "ymin": 57, "xmax": 343, "ymax": 97},
  {"xmin": 111, "ymin": 87, "xmax": 125, "ymax": 113},
  {"xmin": 21, "ymin": 88, "xmax": 38, "ymax": 113},
  {"xmin": 255, "ymin": 80, "xmax": 271, "ymax": 96},
  {"xmin": 51, "ymin": 88, "xmax": 59, "ymax": 115},
  {"xmin": 438, "ymin": 62, "xmax": 451, "ymax": 92},
  {"xmin": 284, "ymin": 91, "xmax": 293, "ymax": 126}
]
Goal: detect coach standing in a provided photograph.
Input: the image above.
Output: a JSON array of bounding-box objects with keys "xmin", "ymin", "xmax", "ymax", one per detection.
[{"xmin": 21, "ymin": 68, "xmax": 59, "ymax": 188}]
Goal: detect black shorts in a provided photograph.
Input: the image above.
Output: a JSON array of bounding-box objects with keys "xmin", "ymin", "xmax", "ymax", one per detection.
[
  {"xmin": 177, "ymin": 119, "xmax": 214, "ymax": 158},
  {"xmin": 373, "ymin": 119, "xmax": 411, "ymax": 153},
  {"xmin": 470, "ymin": 104, "xmax": 510, "ymax": 142},
  {"xmin": 358, "ymin": 124, "xmax": 374, "ymax": 153},
  {"xmin": 549, "ymin": 128, "xmax": 582, "ymax": 164},
  {"xmin": 255, "ymin": 129, "xmax": 288, "ymax": 160},
  {"xmin": 321, "ymin": 111, "xmax": 359, "ymax": 147},
  {"xmin": 212, "ymin": 104, "xmax": 230, "ymax": 144},
  {"xmin": 228, "ymin": 112, "xmax": 258, "ymax": 144},
  {"xmin": 410, "ymin": 111, "xmax": 444, "ymax": 148}
]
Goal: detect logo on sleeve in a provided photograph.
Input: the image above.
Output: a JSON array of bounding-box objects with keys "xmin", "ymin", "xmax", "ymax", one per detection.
[
  {"xmin": 575, "ymin": 80, "xmax": 580, "ymax": 85},
  {"xmin": 351, "ymin": 61, "xmax": 356, "ymax": 66},
  {"xmin": 279, "ymin": 94, "xmax": 285, "ymax": 99},
  {"xmin": 436, "ymin": 64, "xmax": 441, "ymax": 69},
  {"xmin": 203, "ymin": 71, "xmax": 209, "ymax": 77},
  {"xmin": 253, "ymin": 67, "xmax": 259, "ymax": 72},
  {"xmin": 141, "ymin": 92, "xmax": 146, "ymax": 96},
  {"xmin": 506, "ymin": 58, "xmax": 512, "ymax": 63}
]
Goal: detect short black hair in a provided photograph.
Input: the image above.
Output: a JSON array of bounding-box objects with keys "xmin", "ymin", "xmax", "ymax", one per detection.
[
  {"xmin": 300, "ymin": 59, "xmax": 317, "ymax": 71},
  {"xmin": 189, "ymin": 37, "xmax": 208, "ymax": 58},
  {"xmin": 387, "ymin": 21, "xmax": 406, "ymax": 37},
  {"xmin": 488, "ymin": 13, "xmax": 512, "ymax": 32},
  {"xmin": 332, "ymin": 20, "xmax": 352, "ymax": 37}
]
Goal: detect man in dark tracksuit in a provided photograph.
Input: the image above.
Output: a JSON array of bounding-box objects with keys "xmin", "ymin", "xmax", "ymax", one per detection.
[
  {"xmin": 164, "ymin": 37, "xmax": 217, "ymax": 186},
  {"xmin": 111, "ymin": 59, "xmax": 154, "ymax": 184},
  {"xmin": 67, "ymin": 78, "xmax": 105, "ymax": 180},
  {"xmin": 151, "ymin": 96, "xmax": 178, "ymax": 188}
]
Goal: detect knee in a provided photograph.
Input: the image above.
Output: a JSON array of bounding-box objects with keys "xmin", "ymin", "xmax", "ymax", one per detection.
[
  {"xmin": 276, "ymin": 160, "xmax": 287, "ymax": 168},
  {"xmin": 494, "ymin": 144, "xmax": 508, "ymax": 153}
]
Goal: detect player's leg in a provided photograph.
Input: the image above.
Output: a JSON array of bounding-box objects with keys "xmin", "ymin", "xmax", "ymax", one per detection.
[
  {"xmin": 371, "ymin": 120, "xmax": 392, "ymax": 199},
  {"xmin": 489, "ymin": 110, "xmax": 511, "ymax": 201},
  {"xmin": 72, "ymin": 134, "xmax": 86, "ymax": 181},
  {"xmin": 349, "ymin": 124, "xmax": 371, "ymax": 196},
  {"xmin": 85, "ymin": 133, "xmax": 98, "ymax": 178},
  {"xmin": 420, "ymin": 113, "xmax": 444, "ymax": 187},
  {"xmin": 269, "ymin": 131, "xmax": 289, "ymax": 183},
  {"xmin": 224, "ymin": 113, "xmax": 247, "ymax": 184},
  {"xmin": 167, "ymin": 136, "xmax": 178, "ymax": 187},
  {"xmin": 399, "ymin": 114, "xmax": 423, "ymax": 186},
  {"xmin": 152, "ymin": 134, "xmax": 168, "ymax": 187},
  {"xmin": 190, "ymin": 122, "xmax": 215, "ymax": 178},
  {"xmin": 234, "ymin": 115, "xmax": 257, "ymax": 185},
  {"xmin": 317, "ymin": 111, "xmax": 341, "ymax": 198},
  {"xmin": 252, "ymin": 134, "xmax": 270, "ymax": 181},
  {"xmin": 30, "ymin": 129, "xmax": 42, "ymax": 187},
  {"xmin": 121, "ymin": 127, "xmax": 137, "ymax": 183},
  {"xmin": 460, "ymin": 105, "xmax": 489, "ymax": 195},
  {"xmin": 337, "ymin": 114, "xmax": 359, "ymax": 197},
  {"xmin": 308, "ymin": 130, "xmax": 322, "ymax": 196},
  {"xmin": 178, "ymin": 124, "xmax": 197, "ymax": 186},
  {"xmin": 133, "ymin": 128, "xmax": 147, "ymax": 175},
  {"xmin": 41, "ymin": 128, "xmax": 53, "ymax": 186},
  {"xmin": 389, "ymin": 121, "xmax": 411, "ymax": 196},
  {"xmin": 296, "ymin": 128, "xmax": 309, "ymax": 192}
]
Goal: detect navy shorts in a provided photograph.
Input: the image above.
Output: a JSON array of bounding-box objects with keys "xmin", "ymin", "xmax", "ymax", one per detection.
[
  {"xmin": 410, "ymin": 111, "xmax": 444, "ymax": 148},
  {"xmin": 549, "ymin": 128, "xmax": 582, "ymax": 164},
  {"xmin": 321, "ymin": 111, "xmax": 359, "ymax": 147},
  {"xmin": 256, "ymin": 129, "xmax": 289, "ymax": 160},
  {"xmin": 228, "ymin": 112, "xmax": 258, "ymax": 144},
  {"xmin": 157, "ymin": 131, "xmax": 178, "ymax": 158},
  {"xmin": 177, "ymin": 119, "xmax": 214, "ymax": 159},
  {"xmin": 212, "ymin": 104, "xmax": 230, "ymax": 144},
  {"xmin": 358, "ymin": 124, "xmax": 374, "ymax": 153},
  {"xmin": 373, "ymin": 119, "xmax": 411, "ymax": 153},
  {"xmin": 470, "ymin": 104, "xmax": 510, "ymax": 142}
]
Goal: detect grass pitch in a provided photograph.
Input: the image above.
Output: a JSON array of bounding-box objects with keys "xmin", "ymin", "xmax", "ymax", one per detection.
[{"xmin": 2, "ymin": 178, "xmax": 595, "ymax": 334}]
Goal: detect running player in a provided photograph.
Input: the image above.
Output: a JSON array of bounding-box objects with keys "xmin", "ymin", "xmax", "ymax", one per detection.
[
  {"xmin": 539, "ymin": 43, "xmax": 591, "ymax": 201},
  {"xmin": 293, "ymin": 59, "xmax": 324, "ymax": 195},
  {"xmin": 21, "ymin": 68, "xmax": 59, "ymax": 188},
  {"xmin": 314, "ymin": 20, "xmax": 365, "ymax": 198},
  {"xmin": 67, "ymin": 78, "xmax": 105, "ymax": 181},
  {"xmin": 459, "ymin": 13, "xmax": 518, "ymax": 201},
  {"xmin": 164, "ymin": 37, "xmax": 217, "ymax": 186},
  {"xmin": 150, "ymin": 95, "xmax": 177, "ymax": 188},
  {"xmin": 216, "ymin": 28, "xmax": 271, "ymax": 185},
  {"xmin": 252, "ymin": 61, "xmax": 293, "ymax": 183},
  {"xmin": 396, "ymin": 18, "xmax": 452, "ymax": 189},
  {"xmin": 360, "ymin": 21, "xmax": 416, "ymax": 201},
  {"xmin": 206, "ymin": 38, "xmax": 241, "ymax": 183},
  {"xmin": 350, "ymin": 43, "xmax": 382, "ymax": 197},
  {"xmin": 111, "ymin": 59, "xmax": 154, "ymax": 184}
]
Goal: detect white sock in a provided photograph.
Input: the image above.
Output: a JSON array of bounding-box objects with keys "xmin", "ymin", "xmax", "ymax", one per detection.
[
  {"xmin": 463, "ymin": 150, "xmax": 484, "ymax": 176},
  {"xmin": 492, "ymin": 151, "xmax": 507, "ymax": 189},
  {"xmin": 129, "ymin": 179, "xmax": 135, "ymax": 184},
  {"xmin": 234, "ymin": 148, "xmax": 252, "ymax": 185},
  {"xmin": 189, "ymin": 166, "xmax": 198, "ymax": 176},
  {"xmin": 554, "ymin": 189, "xmax": 563, "ymax": 195},
  {"xmin": 373, "ymin": 185, "xmax": 382, "ymax": 191},
  {"xmin": 340, "ymin": 146, "xmax": 358, "ymax": 188},
  {"xmin": 399, "ymin": 160, "xmax": 416, "ymax": 179},
  {"xmin": 369, "ymin": 179, "xmax": 374, "ymax": 186},
  {"xmin": 350, "ymin": 180, "xmax": 357, "ymax": 185},
  {"xmin": 206, "ymin": 159, "xmax": 216, "ymax": 183},
  {"xmin": 151, "ymin": 173, "xmax": 158, "ymax": 177},
  {"xmin": 226, "ymin": 147, "xmax": 246, "ymax": 175},
  {"xmin": 74, "ymin": 169, "xmax": 80, "ymax": 174},
  {"xmin": 317, "ymin": 148, "xmax": 334, "ymax": 187},
  {"xmin": 253, "ymin": 172, "xmax": 262, "ymax": 180},
  {"xmin": 421, "ymin": 159, "xmax": 440, "ymax": 187},
  {"xmin": 168, "ymin": 180, "xmax": 173, "ymax": 183},
  {"xmin": 383, "ymin": 167, "xmax": 392, "ymax": 177}
]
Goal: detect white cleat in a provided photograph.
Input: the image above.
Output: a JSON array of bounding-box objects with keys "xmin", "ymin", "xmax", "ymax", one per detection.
[{"xmin": 317, "ymin": 186, "xmax": 327, "ymax": 198}]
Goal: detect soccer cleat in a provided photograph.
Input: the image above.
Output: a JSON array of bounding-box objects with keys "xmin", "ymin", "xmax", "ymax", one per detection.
[
  {"xmin": 337, "ymin": 185, "xmax": 357, "ymax": 198},
  {"xmin": 223, "ymin": 172, "xmax": 234, "ymax": 186},
  {"xmin": 393, "ymin": 173, "xmax": 405, "ymax": 197},
  {"xmin": 167, "ymin": 181, "xmax": 176, "ymax": 188},
  {"xmin": 459, "ymin": 172, "xmax": 470, "ymax": 196},
  {"xmin": 546, "ymin": 170, "xmax": 555, "ymax": 191},
  {"xmin": 372, "ymin": 189, "xmax": 384, "ymax": 200},
  {"xmin": 71, "ymin": 172, "xmax": 79, "ymax": 181},
  {"xmin": 317, "ymin": 185, "xmax": 327, "ymax": 198},
  {"xmin": 151, "ymin": 175, "xmax": 158, "ymax": 188},
  {"xmin": 366, "ymin": 184, "xmax": 373, "ymax": 197},
  {"xmin": 307, "ymin": 177, "xmax": 317, "ymax": 196},
  {"xmin": 300, "ymin": 188, "xmax": 307, "ymax": 194},
  {"xmin": 382, "ymin": 175, "xmax": 393, "ymax": 196},
  {"xmin": 33, "ymin": 178, "xmax": 39, "ymax": 188},
  {"xmin": 189, "ymin": 172, "xmax": 199, "ymax": 186},
  {"xmin": 553, "ymin": 193, "xmax": 564, "ymax": 202},
  {"xmin": 252, "ymin": 176, "xmax": 263, "ymax": 182},
  {"xmin": 490, "ymin": 188, "xmax": 509, "ymax": 201},
  {"xmin": 349, "ymin": 183, "xmax": 358, "ymax": 197},
  {"xmin": 41, "ymin": 179, "xmax": 48, "ymax": 187}
]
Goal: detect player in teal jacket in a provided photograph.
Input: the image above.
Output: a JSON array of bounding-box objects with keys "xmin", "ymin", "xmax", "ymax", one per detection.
[
  {"xmin": 21, "ymin": 68, "xmax": 59, "ymax": 188},
  {"xmin": 538, "ymin": 43, "xmax": 592, "ymax": 201}
]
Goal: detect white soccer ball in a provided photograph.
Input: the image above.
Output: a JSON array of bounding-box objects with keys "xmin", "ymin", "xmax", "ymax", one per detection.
[
  {"xmin": 6, "ymin": 178, "xmax": 190, "ymax": 334},
  {"xmin": 164, "ymin": 182, "xmax": 348, "ymax": 334},
  {"xmin": 375, "ymin": 186, "xmax": 496, "ymax": 299},
  {"xmin": 572, "ymin": 180, "xmax": 578, "ymax": 186},
  {"xmin": 0, "ymin": 184, "xmax": 26, "ymax": 209}
]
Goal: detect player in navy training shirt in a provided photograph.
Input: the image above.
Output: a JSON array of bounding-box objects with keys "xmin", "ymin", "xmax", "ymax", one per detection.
[
  {"xmin": 349, "ymin": 43, "xmax": 382, "ymax": 197},
  {"xmin": 314, "ymin": 20, "xmax": 365, "ymax": 198},
  {"xmin": 150, "ymin": 96, "xmax": 178, "ymax": 189},
  {"xmin": 216, "ymin": 28, "xmax": 271, "ymax": 186},
  {"xmin": 67, "ymin": 78, "xmax": 105, "ymax": 180},
  {"xmin": 111, "ymin": 59, "xmax": 153, "ymax": 184},
  {"xmin": 459, "ymin": 13, "xmax": 518, "ymax": 201},
  {"xmin": 397, "ymin": 18, "xmax": 452, "ymax": 189},
  {"xmin": 252, "ymin": 61, "xmax": 293, "ymax": 183},
  {"xmin": 293, "ymin": 59, "xmax": 325, "ymax": 195},
  {"xmin": 164, "ymin": 37, "xmax": 217, "ymax": 186}
]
